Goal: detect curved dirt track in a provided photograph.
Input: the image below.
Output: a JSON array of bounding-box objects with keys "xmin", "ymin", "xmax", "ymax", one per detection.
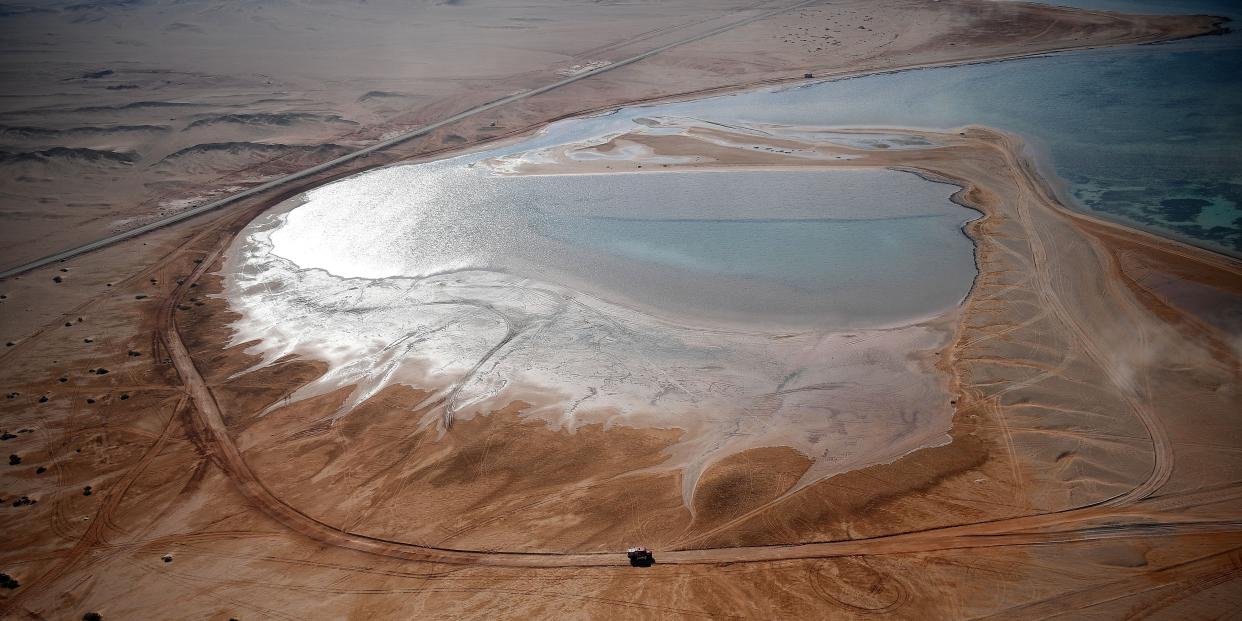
[
  {"xmin": 990, "ymin": 134, "xmax": 1176, "ymax": 507},
  {"xmin": 2, "ymin": 7, "xmax": 1238, "ymax": 619},
  {"xmin": 154, "ymin": 129, "xmax": 1242, "ymax": 569}
]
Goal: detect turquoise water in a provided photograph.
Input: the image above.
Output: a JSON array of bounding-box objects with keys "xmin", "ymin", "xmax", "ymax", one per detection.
[
  {"xmin": 509, "ymin": 169, "xmax": 978, "ymax": 324},
  {"xmin": 267, "ymin": 165, "xmax": 980, "ymax": 328},
  {"xmin": 1013, "ymin": 0, "xmax": 1231, "ymax": 15},
  {"xmin": 562, "ymin": 216, "xmax": 946, "ymax": 289},
  {"xmin": 248, "ymin": 0, "xmax": 1241, "ymax": 329},
  {"xmin": 663, "ymin": 2, "xmax": 1241, "ymax": 255}
]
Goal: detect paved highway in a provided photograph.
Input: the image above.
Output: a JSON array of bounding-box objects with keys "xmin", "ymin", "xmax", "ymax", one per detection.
[{"xmin": 0, "ymin": 0, "xmax": 819, "ymax": 280}]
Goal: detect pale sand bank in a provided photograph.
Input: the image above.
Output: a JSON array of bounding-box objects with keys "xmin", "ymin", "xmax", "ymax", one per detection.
[{"xmin": 0, "ymin": 2, "xmax": 1237, "ymax": 618}]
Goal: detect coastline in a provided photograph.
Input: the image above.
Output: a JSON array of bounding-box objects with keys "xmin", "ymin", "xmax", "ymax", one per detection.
[
  {"xmin": 1, "ymin": 3, "xmax": 1239, "ymax": 618},
  {"xmin": 0, "ymin": 6, "xmax": 1224, "ymax": 278},
  {"xmin": 195, "ymin": 118, "xmax": 1242, "ymax": 554}
]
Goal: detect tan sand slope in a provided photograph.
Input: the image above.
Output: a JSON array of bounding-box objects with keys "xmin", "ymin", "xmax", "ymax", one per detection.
[
  {"xmin": 2, "ymin": 121, "xmax": 1240, "ymax": 618},
  {"xmin": 0, "ymin": 2, "xmax": 1237, "ymax": 618},
  {"xmin": 0, "ymin": 0, "xmax": 1216, "ymax": 272}
]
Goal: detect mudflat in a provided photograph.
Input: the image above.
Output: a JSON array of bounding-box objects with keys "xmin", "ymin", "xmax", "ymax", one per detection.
[{"xmin": 1, "ymin": 1, "xmax": 1238, "ymax": 619}]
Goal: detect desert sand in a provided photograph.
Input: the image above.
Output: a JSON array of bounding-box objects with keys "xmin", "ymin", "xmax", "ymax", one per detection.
[{"xmin": 1, "ymin": 1, "xmax": 1239, "ymax": 619}]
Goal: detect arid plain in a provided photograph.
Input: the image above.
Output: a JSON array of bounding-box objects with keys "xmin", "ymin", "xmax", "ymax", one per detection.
[{"xmin": 1, "ymin": 1, "xmax": 1240, "ymax": 619}]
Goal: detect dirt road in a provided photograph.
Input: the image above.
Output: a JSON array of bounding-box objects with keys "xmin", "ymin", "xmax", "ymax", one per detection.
[{"xmin": 150, "ymin": 130, "xmax": 1241, "ymax": 570}]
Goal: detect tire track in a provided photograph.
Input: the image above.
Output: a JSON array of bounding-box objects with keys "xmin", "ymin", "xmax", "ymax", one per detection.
[
  {"xmin": 151, "ymin": 131, "xmax": 1238, "ymax": 570},
  {"xmin": 991, "ymin": 133, "xmax": 1175, "ymax": 506}
]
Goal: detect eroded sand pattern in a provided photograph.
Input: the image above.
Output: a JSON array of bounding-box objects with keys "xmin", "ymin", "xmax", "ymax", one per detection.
[
  {"xmin": 2, "ymin": 1, "xmax": 1239, "ymax": 619},
  {"xmin": 224, "ymin": 120, "xmax": 981, "ymax": 504}
]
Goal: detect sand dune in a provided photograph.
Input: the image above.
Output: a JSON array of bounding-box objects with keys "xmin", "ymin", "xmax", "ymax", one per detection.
[
  {"xmin": 154, "ymin": 141, "xmax": 349, "ymax": 173},
  {"xmin": 0, "ymin": 1, "xmax": 1235, "ymax": 618},
  {"xmin": 4, "ymin": 115, "xmax": 1237, "ymax": 619},
  {"xmin": 185, "ymin": 112, "xmax": 355, "ymax": 129},
  {"xmin": 0, "ymin": 124, "xmax": 170, "ymax": 141},
  {"xmin": 0, "ymin": 146, "xmax": 138, "ymax": 166}
]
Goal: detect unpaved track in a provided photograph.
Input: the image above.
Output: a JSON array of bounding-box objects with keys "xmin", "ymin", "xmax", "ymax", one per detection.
[
  {"xmin": 990, "ymin": 133, "xmax": 1175, "ymax": 506},
  {"xmin": 153, "ymin": 149, "xmax": 1241, "ymax": 569},
  {"xmin": 2, "ymin": 13, "xmax": 1233, "ymax": 611},
  {"xmin": 5, "ymin": 397, "xmax": 189, "ymax": 606}
]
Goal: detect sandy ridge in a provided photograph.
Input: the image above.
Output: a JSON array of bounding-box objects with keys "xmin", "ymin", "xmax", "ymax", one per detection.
[{"xmin": 149, "ymin": 127, "xmax": 1241, "ymax": 568}]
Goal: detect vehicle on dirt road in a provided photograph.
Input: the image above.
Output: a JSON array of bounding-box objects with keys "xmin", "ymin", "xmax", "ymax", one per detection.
[{"xmin": 627, "ymin": 547, "xmax": 655, "ymax": 567}]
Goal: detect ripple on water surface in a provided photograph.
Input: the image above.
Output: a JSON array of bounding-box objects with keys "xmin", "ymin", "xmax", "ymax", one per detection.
[
  {"xmin": 267, "ymin": 165, "xmax": 980, "ymax": 328},
  {"xmin": 225, "ymin": 124, "xmax": 979, "ymax": 499}
]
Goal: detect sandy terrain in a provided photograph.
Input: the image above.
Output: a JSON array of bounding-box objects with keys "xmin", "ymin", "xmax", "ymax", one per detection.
[
  {"xmin": 1, "ymin": 1, "xmax": 1238, "ymax": 619},
  {"xmin": 0, "ymin": 0, "xmax": 1216, "ymax": 270},
  {"xmin": 0, "ymin": 0, "xmax": 776, "ymax": 268}
]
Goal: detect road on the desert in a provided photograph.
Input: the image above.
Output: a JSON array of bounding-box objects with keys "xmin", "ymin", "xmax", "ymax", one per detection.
[
  {"xmin": 154, "ymin": 156, "xmax": 1242, "ymax": 570},
  {"xmin": 9, "ymin": 0, "xmax": 1237, "ymax": 574},
  {"xmin": 0, "ymin": 0, "xmax": 823, "ymax": 280},
  {"xmin": 0, "ymin": 0, "xmax": 1205, "ymax": 280}
]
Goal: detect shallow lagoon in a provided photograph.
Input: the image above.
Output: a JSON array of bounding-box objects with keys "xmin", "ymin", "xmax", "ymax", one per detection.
[
  {"xmin": 223, "ymin": 0, "xmax": 1240, "ymax": 493},
  {"xmin": 664, "ymin": 1, "xmax": 1242, "ymax": 254},
  {"xmin": 270, "ymin": 165, "xmax": 978, "ymax": 328},
  {"xmin": 227, "ymin": 124, "xmax": 976, "ymax": 496}
]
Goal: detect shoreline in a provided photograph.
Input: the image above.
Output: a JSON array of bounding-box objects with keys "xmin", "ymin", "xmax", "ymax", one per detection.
[
  {"xmin": 3, "ymin": 3, "xmax": 1240, "ymax": 616},
  {"xmin": 221, "ymin": 159, "xmax": 972, "ymax": 504},
  {"xmin": 194, "ymin": 118, "xmax": 1242, "ymax": 553},
  {"xmin": 0, "ymin": 8, "xmax": 1226, "ymax": 279}
]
